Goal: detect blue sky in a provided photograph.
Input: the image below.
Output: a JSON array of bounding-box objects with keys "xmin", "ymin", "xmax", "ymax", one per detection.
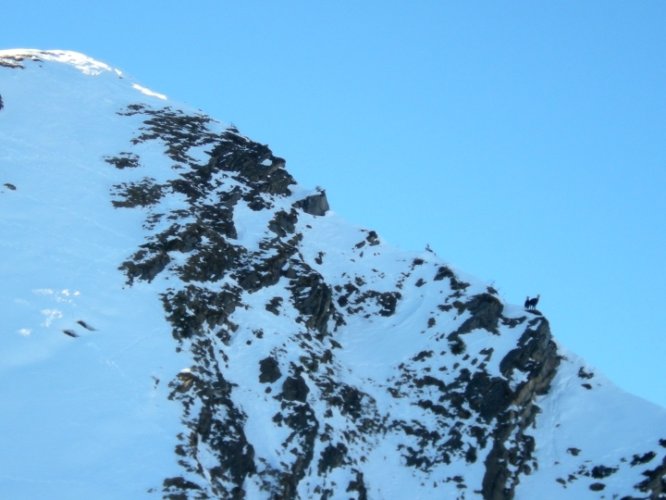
[{"xmin": 4, "ymin": 1, "xmax": 665, "ymax": 407}]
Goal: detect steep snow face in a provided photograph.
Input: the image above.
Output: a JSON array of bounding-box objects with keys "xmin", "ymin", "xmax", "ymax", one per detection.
[
  {"xmin": 1, "ymin": 50, "xmax": 665, "ymax": 500},
  {"xmin": 518, "ymin": 350, "xmax": 666, "ymax": 498},
  {"xmin": 0, "ymin": 50, "xmax": 186, "ymax": 498}
]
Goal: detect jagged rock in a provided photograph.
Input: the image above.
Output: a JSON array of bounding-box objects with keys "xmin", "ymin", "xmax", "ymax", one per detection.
[
  {"xmin": 259, "ymin": 356, "xmax": 282, "ymax": 384},
  {"xmin": 288, "ymin": 266, "xmax": 335, "ymax": 337},
  {"xmin": 268, "ymin": 209, "xmax": 298, "ymax": 236},
  {"xmin": 111, "ymin": 177, "xmax": 164, "ymax": 208},
  {"xmin": 483, "ymin": 318, "xmax": 560, "ymax": 499},
  {"xmin": 281, "ymin": 374, "xmax": 309, "ymax": 402},
  {"xmin": 104, "ymin": 152, "xmax": 140, "ymax": 169},
  {"xmin": 346, "ymin": 470, "xmax": 368, "ymax": 500},
  {"xmin": 318, "ymin": 442, "xmax": 348, "ymax": 473},
  {"xmin": 293, "ymin": 190, "xmax": 329, "ymax": 216},
  {"xmin": 465, "ymin": 371, "xmax": 512, "ymax": 421},
  {"xmin": 631, "ymin": 451, "xmax": 656, "ymax": 466},
  {"xmin": 453, "ymin": 293, "xmax": 503, "ymax": 335},
  {"xmin": 635, "ymin": 454, "xmax": 666, "ymax": 498}
]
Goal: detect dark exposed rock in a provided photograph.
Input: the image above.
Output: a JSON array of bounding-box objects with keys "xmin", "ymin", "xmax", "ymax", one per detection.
[
  {"xmin": 434, "ymin": 265, "xmax": 455, "ymax": 281},
  {"xmin": 635, "ymin": 453, "xmax": 666, "ymax": 498},
  {"xmin": 500, "ymin": 315, "xmax": 526, "ymax": 328},
  {"xmin": 346, "ymin": 470, "xmax": 368, "ymax": 500},
  {"xmin": 345, "ymin": 289, "xmax": 402, "ymax": 317},
  {"xmin": 499, "ymin": 319, "xmax": 559, "ymax": 393},
  {"xmin": 578, "ymin": 367, "xmax": 594, "ymax": 379},
  {"xmin": 0, "ymin": 54, "xmax": 29, "ymax": 68},
  {"xmin": 365, "ymin": 230, "xmax": 379, "ymax": 246},
  {"xmin": 161, "ymin": 284, "xmax": 241, "ymax": 342},
  {"xmin": 434, "ymin": 265, "xmax": 470, "ymax": 290},
  {"xmin": 111, "ymin": 177, "xmax": 164, "ymax": 208},
  {"xmin": 166, "ymin": 360, "xmax": 256, "ymax": 498},
  {"xmin": 104, "ymin": 152, "xmax": 141, "ymax": 169},
  {"xmin": 207, "ymin": 129, "xmax": 295, "ymax": 204},
  {"xmin": 631, "ymin": 451, "xmax": 656, "ymax": 466},
  {"xmin": 482, "ymin": 318, "xmax": 560, "ymax": 499},
  {"xmin": 293, "ymin": 190, "xmax": 329, "ymax": 216},
  {"xmin": 120, "ymin": 247, "xmax": 170, "ymax": 284},
  {"xmin": 265, "ymin": 296, "xmax": 283, "ymax": 315},
  {"xmin": 268, "ymin": 209, "xmax": 298, "ymax": 236},
  {"xmin": 288, "ymin": 265, "xmax": 336, "ymax": 337},
  {"xmin": 590, "ymin": 465, "xmax": 618, "ymax": 479},
  {"xmin": 162, "ymin": 476, "xmax": 204, "ymax": 497},
  {"xmin": 413, "ymin": 350, "xmax": 433, "ymax": 362},
  {"xmin": 259, "ymin": 356, "xmax": 282, "ymax": 384},
  {"xmin": 465, "ymin": 371, "xmax": 512, "ymax": 422},
  {"xmin": 278, "ymin": 402, "xmax": 319, "ymax": 498},
  {"xmin": 318, "ymin": 442, "xmax": 348, "ymax": 474},
  {"xmin": 453, "ymin": 293, "xmax": 503, "ymax": 336},
  {"xmin": 119, "ymin": 104, "xmax": 219, "ymax": 164},
  {"xmin": 281, "ymin": 374, "xmax": 309, "ymax": 402},
  {"xmin": 326, "ymin": 385, "xmax": 367, "ymax": 421}
]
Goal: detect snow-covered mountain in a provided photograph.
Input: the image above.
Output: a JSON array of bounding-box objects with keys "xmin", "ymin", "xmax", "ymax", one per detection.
[{"xmin": 1, "ymin": 49, "xmax": 664, "ymax": 499}]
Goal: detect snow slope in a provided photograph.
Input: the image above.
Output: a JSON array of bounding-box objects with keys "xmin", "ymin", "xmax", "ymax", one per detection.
[
  {"xmin": 1, "ymin": 50, "xmax": 664, "ymax": 499},
  {"xmin": 0, "ymin": 49, "xmax": 185, "ymax": 498}
]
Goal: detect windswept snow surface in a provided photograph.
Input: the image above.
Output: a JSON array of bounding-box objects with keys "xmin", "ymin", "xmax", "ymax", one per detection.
[
  {"xmin": 517, "ymin": 348, "xmax": 666, "ymax": 499},
  {"xmin": 0, "ymin": 51, "xmax": 186, "ymax": 498}
]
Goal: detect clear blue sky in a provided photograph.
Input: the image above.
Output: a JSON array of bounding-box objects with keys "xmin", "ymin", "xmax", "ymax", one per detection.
[{"xmin": 4, "ymin": 1, "xmax": 665, "ymax": 408}]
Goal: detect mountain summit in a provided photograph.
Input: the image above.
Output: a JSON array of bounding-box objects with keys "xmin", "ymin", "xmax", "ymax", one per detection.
[{"xmin": 1, "ymin": 50, "xmax": 664, "ymax": 499}]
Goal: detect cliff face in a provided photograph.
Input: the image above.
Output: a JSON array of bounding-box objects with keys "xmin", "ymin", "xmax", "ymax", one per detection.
[{"xmin": 1, "ymin": 50, "xmax": 665, "ymax": 500}]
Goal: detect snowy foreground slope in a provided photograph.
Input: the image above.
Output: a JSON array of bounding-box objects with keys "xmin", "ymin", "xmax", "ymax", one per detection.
[{"xmin": 1, "ymin": 50, "xmax": 665, "ymax": 499}]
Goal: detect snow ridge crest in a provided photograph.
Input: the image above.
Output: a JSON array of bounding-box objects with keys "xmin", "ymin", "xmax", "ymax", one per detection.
[{"xmin": 0, "ymin": 48, "xmax": 120, "ymax": 76}]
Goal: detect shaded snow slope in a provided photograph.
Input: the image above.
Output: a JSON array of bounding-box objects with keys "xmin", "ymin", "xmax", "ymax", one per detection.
[
  {"xmin": 1, "ymin": 50, "xmax": 665, "ymax": 499},
  {"xmin": 0, "ymin": 50, "xmax": 185, "ymax": 498}
]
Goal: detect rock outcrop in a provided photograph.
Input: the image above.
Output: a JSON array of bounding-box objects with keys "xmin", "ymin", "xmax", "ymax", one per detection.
[{"xmin": 105, "ymin": 104, "xmax": 573, "ymax": 498}]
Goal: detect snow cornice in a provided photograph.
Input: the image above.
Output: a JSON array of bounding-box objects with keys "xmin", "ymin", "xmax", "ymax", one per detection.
[{"xmin": 0, "ymin": 48, "xmax": 121, "ymax": 76}]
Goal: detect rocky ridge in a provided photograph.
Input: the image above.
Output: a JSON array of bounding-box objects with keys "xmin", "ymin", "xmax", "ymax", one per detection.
[
  {"xmin": 106, "ymin": 104, "xmax": 664, "ymax": 499},
  {"xmin": 1, "ymin": 50, "xmax": 665, "ymax": 499}
]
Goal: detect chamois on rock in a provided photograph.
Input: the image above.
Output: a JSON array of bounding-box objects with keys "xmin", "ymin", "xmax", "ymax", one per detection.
[{"xmin": 525, "ymin": 294, "xmax": 540, "ymax": 311}]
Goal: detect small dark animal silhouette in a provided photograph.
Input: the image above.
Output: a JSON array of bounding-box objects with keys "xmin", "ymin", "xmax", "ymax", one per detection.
[
  {"xmin": 525, "ymin": 294, "xmax": 540, "ymax": 310},
  {"xmin": 62, "ymin": 329, "xmax": 79, "ymax": 338}
]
